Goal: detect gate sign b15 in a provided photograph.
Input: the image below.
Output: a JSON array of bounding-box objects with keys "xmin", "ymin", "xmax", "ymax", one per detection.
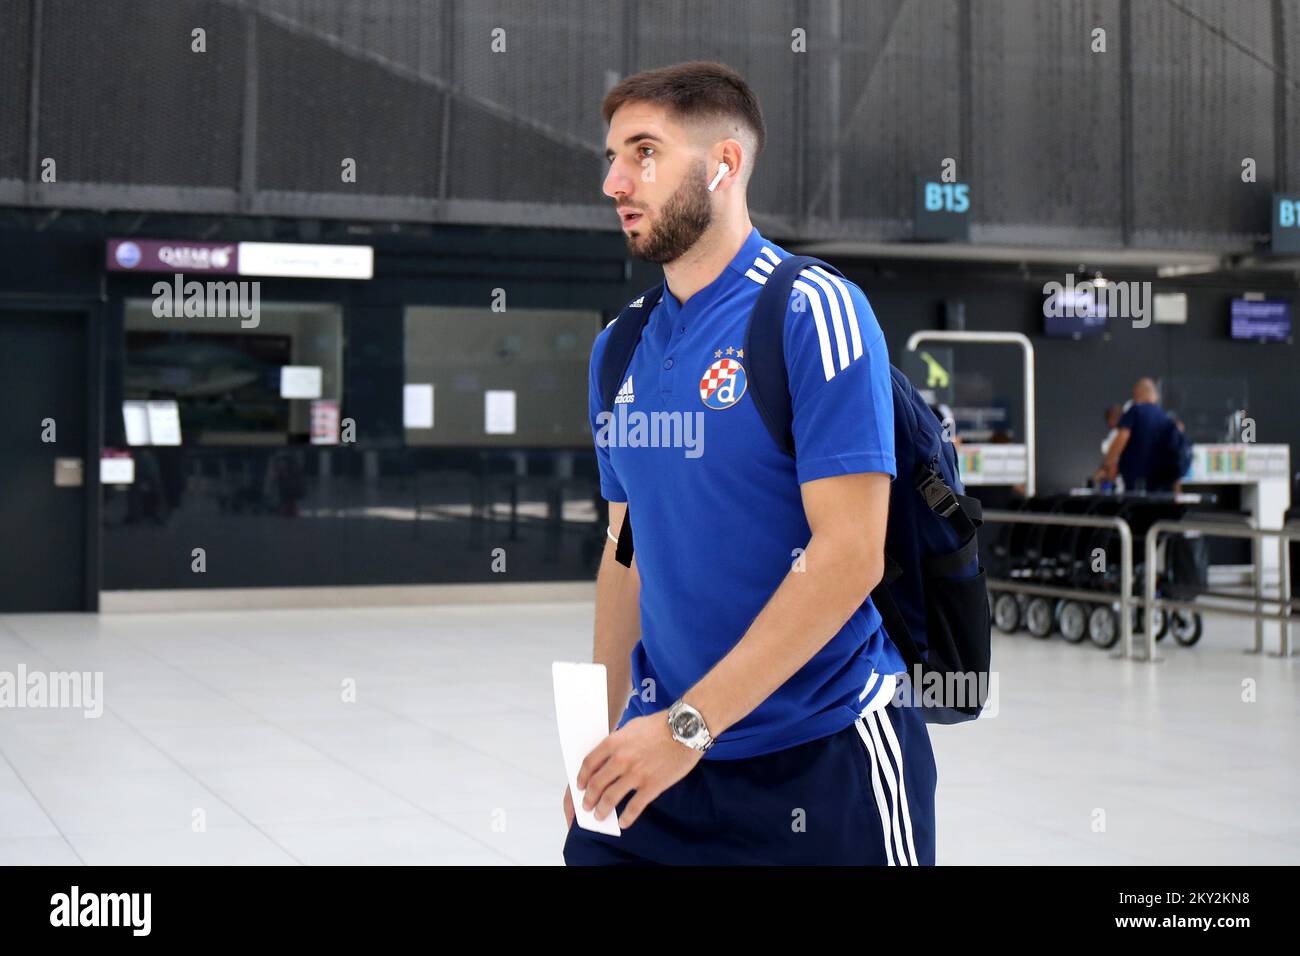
[
  {"xmin": 1271, "ymin": 193, "xmax": 1300, "ymax": 254},
  {"xmin": 915, "ymin": 178, "xmax": 971, "ymax": 241}
]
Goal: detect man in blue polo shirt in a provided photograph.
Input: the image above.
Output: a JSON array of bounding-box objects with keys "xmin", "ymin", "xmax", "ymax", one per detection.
[
  {"xmin": 1094, "ymin": 378, "xmax": 1182, "ymax": 492},
  {"xmin": 563, "ymin": 61, "xmax": 936, "ymax": 866}
]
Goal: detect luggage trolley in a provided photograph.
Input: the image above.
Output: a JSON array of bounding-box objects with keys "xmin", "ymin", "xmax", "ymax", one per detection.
[
  {"xmin": 987, "ymin": 492, "xmax": 1205, "ymax": 649},
  {"xmin": 987, "ymin": 494, "xmax": 1094, "ymax": 639}
]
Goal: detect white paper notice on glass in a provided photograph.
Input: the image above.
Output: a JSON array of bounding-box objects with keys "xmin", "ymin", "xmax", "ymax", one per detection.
[
  {"xmin": 144, "ymin": 401, "xmax": 182, "ymax": 446},
  {"xmin": 403, "ymin": 384, "xmax": 435, "ymax": 429},
  {"xmin": 100, "ymin": 455, "xmax": 135, "ymax": 485},
  {"xmin": 552, "ymin": 662, "xmax": 621, "ymax": 837},
  {"xmin": 122, "ymin": 401, "xmax": 151, "ymax": 446},
  {"xmin": 280, "ymin": 366, "xmax": 323, "ymax": 399},
  {"xmin": 484, "ymin": 389, "xmax": 517, "ymax": 435}
]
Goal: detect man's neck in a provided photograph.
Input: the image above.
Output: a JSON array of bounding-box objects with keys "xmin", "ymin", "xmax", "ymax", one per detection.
[{"xmin": 662, "ymin": 215, "xmax": 754, "ymax": 306}]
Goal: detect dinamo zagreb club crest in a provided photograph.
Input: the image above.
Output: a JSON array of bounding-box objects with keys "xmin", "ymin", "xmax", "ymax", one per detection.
[{"xmin": 699, "ymin": 357, "xmax": 747, "ymax": 409}]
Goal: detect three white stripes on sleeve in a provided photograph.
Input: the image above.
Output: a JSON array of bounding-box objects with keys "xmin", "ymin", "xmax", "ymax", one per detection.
[{"xmin": 744, "ymin": 246, "xmax": 865, "ymax": 383}]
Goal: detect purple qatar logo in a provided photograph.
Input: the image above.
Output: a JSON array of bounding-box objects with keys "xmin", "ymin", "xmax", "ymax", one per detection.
[{"xmin": 105, "ymin": 239, "xmax": 239, "ymax": 274}]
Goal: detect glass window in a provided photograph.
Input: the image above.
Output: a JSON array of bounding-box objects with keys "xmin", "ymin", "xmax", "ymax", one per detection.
[
  {"xmin": 404, "ymin": 305, "xmax": 601, "ymax": 447},
  {"xmin": 123, "ymin": 299, "xmax": 343, "ymax": 446}
]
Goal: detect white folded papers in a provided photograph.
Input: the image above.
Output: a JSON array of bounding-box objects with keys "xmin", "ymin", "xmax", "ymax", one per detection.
[{"xmin": 552, "ymin": 662, "xmax": 621, "ymax": 837}]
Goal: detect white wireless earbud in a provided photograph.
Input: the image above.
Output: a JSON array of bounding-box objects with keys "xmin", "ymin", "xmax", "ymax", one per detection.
[{"xmin": 707, "ymin": 162, "xmax": 730, "ymax": 192}]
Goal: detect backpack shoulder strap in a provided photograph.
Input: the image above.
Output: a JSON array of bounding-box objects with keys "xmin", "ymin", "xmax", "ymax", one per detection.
[
  {"xmin": 598, "ymin": 283, "xmax": 665, "ymax": 411},
  {"xmin": 600, "ymin": 283, "xmax": 663, "ymax": 568},
  {"xmin": 743, "ymin": 254, "xmax": 844, "ymax": 457}
]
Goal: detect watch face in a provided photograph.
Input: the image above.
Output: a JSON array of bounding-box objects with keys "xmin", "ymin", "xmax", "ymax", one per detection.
[{"xmin": 674, "ymin": 712, "xmax": 701, "ymax": 738}]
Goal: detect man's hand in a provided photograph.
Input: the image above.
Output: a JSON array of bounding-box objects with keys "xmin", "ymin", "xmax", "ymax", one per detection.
[{"xmin": 575, "ymin": 712, "xmax": 703, "ymax": 828}]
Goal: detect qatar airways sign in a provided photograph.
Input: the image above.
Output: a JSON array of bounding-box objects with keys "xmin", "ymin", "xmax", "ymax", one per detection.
[
  {"xmin": 106, "ymin": 239, "xmax": 373, "ymax": 279},
  {"xmin": 107, "ymin": 239, "xmax": 236, "ymax": 273}
]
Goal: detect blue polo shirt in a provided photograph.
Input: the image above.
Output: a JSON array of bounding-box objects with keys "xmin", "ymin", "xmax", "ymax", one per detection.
[
  {"xmin": 1118, "ymin": 401, "xmax": 1176, "ymax": 492},
  {"xmin": 588, "ymin": 227, "xmax": 904, "ymax": 760}
]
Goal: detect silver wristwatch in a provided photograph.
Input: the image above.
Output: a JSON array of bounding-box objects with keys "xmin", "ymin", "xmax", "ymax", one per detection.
[{"xmin": 667, "ymin": 699, "xmax": 715, "ymax": 752}]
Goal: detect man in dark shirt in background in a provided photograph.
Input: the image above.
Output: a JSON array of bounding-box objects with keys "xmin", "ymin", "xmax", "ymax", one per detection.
[{"xmin": 1094, "ymin": 377, "xmax": 1181, "ymax": 492}]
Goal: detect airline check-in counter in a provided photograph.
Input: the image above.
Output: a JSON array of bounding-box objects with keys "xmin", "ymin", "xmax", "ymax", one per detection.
[{"xmin": 957, "ymin": 442, "xmax": 1291, "ymax": 585}]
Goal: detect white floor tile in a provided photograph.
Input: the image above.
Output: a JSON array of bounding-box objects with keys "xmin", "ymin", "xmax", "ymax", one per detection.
[
  {"xmin": 0, "ymin": 835, "xmax": 83, "ymax": 865},
  {"xmin": 135, "ymin": 721, "xmax": 330, "ymax": 770},
  {"xmin": 193, "ymin": 761, "xmax": 419, "ymax": 826},
  {"xmin": 68, "ymin": 825, "xmax": 299, "ymax": 866},
  {"xmin": 2, "ymin": 602, "xmax": 1296, "ymax": 865},
  {"xmin": 23, "ymin": 768, "xmax": 246, "ymax": 836},
  {"xmin": 264, "ymin": 814, "xmax": 511, "ymax": 865},
  {"xmin": 0, "ymin": 713, "xmax": 176, "ymax": 776},
  {"xmin": 433, "ymin": 807, "xmax": 569, "ymax": 865},
  {"xmin": 0, "ymin": 771, "xmax": 62, "ymax": 840}
]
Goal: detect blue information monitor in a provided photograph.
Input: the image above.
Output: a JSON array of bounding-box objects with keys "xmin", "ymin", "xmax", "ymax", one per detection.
[
  {"xmin": 1230, "ymin": 298, "xmax": 1291, "ymax": 343},
  {"xmin": 1043, "ymin": 288, "xmax": 1107, "ymax": 338},
  {"xmin": 915, "ymin": 178, "xmax": 971, "ymax": 240}
]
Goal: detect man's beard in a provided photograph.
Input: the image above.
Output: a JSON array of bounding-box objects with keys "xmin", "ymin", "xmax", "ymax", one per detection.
[{"xmin": 624, "ymin": 161, "xmax": 714, "ymax": 264}]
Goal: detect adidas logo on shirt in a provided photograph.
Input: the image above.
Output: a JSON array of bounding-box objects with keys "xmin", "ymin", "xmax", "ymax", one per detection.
[
  {"xmin": 614, "ymin": 374, "xmax": 635, "ymax": 404},
  {"xmin": 630, "ymin": 295, "xmax": 645, "ymax": 308}
]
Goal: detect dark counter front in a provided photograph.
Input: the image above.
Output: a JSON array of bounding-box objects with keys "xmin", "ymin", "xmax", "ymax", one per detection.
[{"xmin": 101, "ymin": 445, "xmax": 606, "ymax": 590}]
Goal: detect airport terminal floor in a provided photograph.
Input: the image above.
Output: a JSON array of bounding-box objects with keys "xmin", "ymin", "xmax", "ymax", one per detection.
[{"xmin": 1, "ymin": 600, "xmax": 1295, "ymax": 866}]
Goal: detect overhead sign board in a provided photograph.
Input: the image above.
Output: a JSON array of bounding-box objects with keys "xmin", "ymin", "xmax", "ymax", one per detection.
[{"xmin": 107, "ymin": 240, "xmax": 373, "ymax": 279}]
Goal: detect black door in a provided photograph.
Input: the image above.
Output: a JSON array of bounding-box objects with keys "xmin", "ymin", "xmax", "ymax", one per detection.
[{"xmin": 0, "ymin": 311, "xmax": 89, "ymax": 611}]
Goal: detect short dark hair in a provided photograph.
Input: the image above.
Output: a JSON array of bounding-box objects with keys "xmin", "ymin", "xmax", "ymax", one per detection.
[{"xmin": 601, "ymin": 61, "xmax": 766, "ymax": 160}]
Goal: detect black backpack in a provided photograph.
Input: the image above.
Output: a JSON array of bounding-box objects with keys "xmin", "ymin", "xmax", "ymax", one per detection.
[
  {"xmin": 1162, "ymin": 419, "xmax": 1193, "ymax": 486},
  {"xmin": 598, "ymin": 255, "xmax": 992, "ymax": 724}
]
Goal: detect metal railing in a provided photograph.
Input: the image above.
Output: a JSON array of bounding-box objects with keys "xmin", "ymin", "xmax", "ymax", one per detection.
[
  {"xmin": 1144, "ymin": 520, "xmax": 1298, "ymax": 659},
  {"xmin": 981, "ymin": 510, "xmax": 1300, "ymax": 662},
  {"xmin": 982, "ymin": 509, "xmax": 1135, "ymax": 657}
]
